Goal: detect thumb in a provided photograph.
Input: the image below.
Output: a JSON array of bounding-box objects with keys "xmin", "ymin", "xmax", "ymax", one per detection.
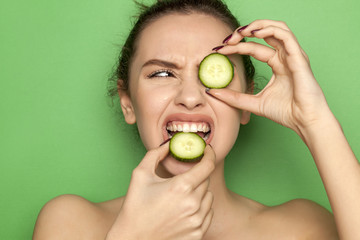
[
  {"xmin": 206, "ymin": 88, "xmax": 261, "ymax": 115},
  {"xmin": 137, "ymin": 140, "xmax": 170, "ymax": 175}
]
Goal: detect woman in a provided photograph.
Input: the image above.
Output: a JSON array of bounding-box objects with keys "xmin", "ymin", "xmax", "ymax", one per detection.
[{"xmin": 33, "ymin": 0, "xmax": 359, "ymax": 239}]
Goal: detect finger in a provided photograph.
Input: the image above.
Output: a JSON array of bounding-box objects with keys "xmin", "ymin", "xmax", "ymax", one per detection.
[
  {"xmin": 179, "ymin": 145, "xmax": 216, "ymax": 189},
  {"xmin": 300, "ymin": 48, "xmax": 310, "ymax": 63},
  {"xmin": 206, "ymin": 88, "xmax": 262, "ymax": 116},
  {"xmin": 194, "ymin": 191, "xmax": 214, "ymax": 226},
  {"xmin": 191, "ymin": 191, "xmax": 213, "ymax": 234},
  {"xmin": 137, "ymin": 141, "xmax": 170, "ymax": 174},
  {"xmin": 224, "ymin": 28, "xmax": 245, "ymax": 45},
  {"xmin": 252, "ymin": 27, "xmax": 301, "ymax": 55},
  {"xmin": 217, "ymin": 42, "xmax": 275, "ymax": 64},
  {"xmin": 198, "ymin": 191, "xmax": 213, "ymax": 218},
  {"xmin": 253, "ymin": 27, "xmax": 312, "ymax": 73},
  {"xmin": 237, "ymin": 20, "xmax": 305, "ymax": 56},
  {"xmin": 226, "ymin": 20, "xmax": 290, "ymax": 44},
  {"xmin": 193, "ymin": 177, "xmax": 210, "ymax": 200},
  {"xmin": 263, "ymin": 36, "xmax": 284, "ymax": 51},
  {"xmin": 201, "ymin": 208, "xmax": 214, "ymax": 234},
  {"xmin": 239, "ymin": 19, "xmax": 291, "ymax": 37}
]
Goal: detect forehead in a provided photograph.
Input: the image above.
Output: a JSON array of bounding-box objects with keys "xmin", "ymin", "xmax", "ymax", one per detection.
[{"xmin": 133, "ymin": 13, "xmax": 234, "ymax": 67}]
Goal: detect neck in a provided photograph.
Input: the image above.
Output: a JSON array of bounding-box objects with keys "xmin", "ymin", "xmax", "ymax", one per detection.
[
  {"xmin": 208, "ymin": 160, "xmax": 233, "ymax": 203},
  {"xmin": 204, "ymin": 160, "xmax": 243, "ymax": 239}
]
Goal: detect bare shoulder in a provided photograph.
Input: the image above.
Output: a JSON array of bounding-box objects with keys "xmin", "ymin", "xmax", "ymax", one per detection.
[
  {"xmin": 33, "ymin": 194, "xmax": 125, "ymax": 240},
  {"xmin": 258, "ymin": 198, "xmax": 339, "ymax": 239}
]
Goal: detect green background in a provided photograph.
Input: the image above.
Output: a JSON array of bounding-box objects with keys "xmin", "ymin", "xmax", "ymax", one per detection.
[{"xmin": 1, "ymin": 0, "xmax": 359, "ymax": 239}]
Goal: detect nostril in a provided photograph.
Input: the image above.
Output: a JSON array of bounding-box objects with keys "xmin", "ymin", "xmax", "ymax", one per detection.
[
  {"xmin": 174, "ymin": 88, "xmax": 206, "ymax": 110},
  {"xmin": 178, "ymin": 100, "xmax": 204, "ymax": 110}
]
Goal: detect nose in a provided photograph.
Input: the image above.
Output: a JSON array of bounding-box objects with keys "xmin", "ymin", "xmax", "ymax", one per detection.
[{"xmin": 174, "ymin": 77, "xmax": 206, "ymax": 110}]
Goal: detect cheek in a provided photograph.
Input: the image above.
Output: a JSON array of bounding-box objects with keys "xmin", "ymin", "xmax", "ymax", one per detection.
[
  {"xmin": 213, "ymin": 101, "xmax": 241, "ymax": 160},
  {"xmin": 226, "ymin": 109, "xmax": 241, "ymax": 145},
  {"xmin": 216, "ymin": 72, "xmax": 243, "ymax": 143},
  {"xmin": 131, "ymin": 86, "xmax": 172, "ymax": 149},
  {"xmin": 222, "ymin": 107, "xmax": 241, "ymax": 141}
]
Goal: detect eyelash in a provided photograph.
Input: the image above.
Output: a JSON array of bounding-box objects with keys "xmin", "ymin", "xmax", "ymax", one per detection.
[{"xmin": 147, "ymin": 69, "xmax": 175, "ymax": 78}]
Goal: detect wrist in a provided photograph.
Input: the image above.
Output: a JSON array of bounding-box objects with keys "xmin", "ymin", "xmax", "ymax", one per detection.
[
  {"xmin": 297, "ymin": 109, "xmax": 342, "ymax": 147},
  {"xmin": 105, "ymin": 209, "xmax": 144, "ymax": 240},
  {"xmin": 106, "ymin": 227, "xmax": 143, "ymax": 240}
]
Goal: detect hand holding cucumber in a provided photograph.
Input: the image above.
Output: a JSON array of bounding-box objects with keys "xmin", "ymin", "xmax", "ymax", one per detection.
[
  {"xmin": 106, "ymin": 143, "xmax": 215, "ymax": 240},
  {"xmin": 206, "ymin": 20, "xmax": 332, "ymax": 137}
]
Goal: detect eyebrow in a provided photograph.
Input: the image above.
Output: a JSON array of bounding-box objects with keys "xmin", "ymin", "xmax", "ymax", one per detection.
[{"xmin": 142, "ymin": 59, "xmax": 180, "ymax": 70}]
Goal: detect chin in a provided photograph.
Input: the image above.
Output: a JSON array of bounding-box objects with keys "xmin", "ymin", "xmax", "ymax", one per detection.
[{"xmin": 160, "ymin": 154, "xmax": 200, "ymax": 176}]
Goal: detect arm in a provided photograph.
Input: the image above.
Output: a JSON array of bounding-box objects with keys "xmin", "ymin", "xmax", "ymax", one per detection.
[
  {"xmin": 300, "ymin": 111, "xmax": 360, "ymax": 240},
  {"xmin": 206, "ymin": 19, "xmax": 359, "ymax": 239},
  {"xmin": 33, "ymin": 144, "xmax": 216, "ymax": 240}
]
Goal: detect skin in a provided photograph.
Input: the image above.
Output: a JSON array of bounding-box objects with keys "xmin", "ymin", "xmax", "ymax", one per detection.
[
  {"xmin": 122, "ymin": 13, "xmax": 248, "ymax": 177},
  {"xmin": 33, "ymin": 13, "xmax": 360, "ymax": 240}
]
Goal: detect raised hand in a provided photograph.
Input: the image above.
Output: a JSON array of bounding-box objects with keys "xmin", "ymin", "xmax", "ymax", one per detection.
[
  {"xmin": 106, "ymin": 143, "xmax": 216, "ymax": 240},
  {"xmin": 208, "ymin": 19, "xmax": 333, "ymax": 137},
  {"xmin": 210, "ymin": 20, "xmax": 360, "ymax": 240}
]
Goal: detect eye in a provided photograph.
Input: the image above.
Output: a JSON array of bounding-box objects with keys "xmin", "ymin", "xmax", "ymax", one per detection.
[{"xmin": 147, "ymin": 70, "xmax": 175, "ymax": 78}]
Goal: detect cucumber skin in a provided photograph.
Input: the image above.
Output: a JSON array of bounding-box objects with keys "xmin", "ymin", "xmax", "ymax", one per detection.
[
  {"xmin": 199, "ymin": 53, "xmax": 234, "ymax": 89},
  {"xmin": 170, "ymin": 152, "xmax": 204, "ymax": 163},
  {"xmin": 169, "ymin": 132, "xmax": 206, "ymax": 163}
]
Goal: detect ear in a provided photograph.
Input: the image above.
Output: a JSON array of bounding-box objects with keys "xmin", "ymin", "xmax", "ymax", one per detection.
[
  {"xmin": 118, "ymin": 80, "xmax": 136, "ymax": 125},
  {"xmin": 240, "ymin": 110, "xmax": 251, "ymax": 125}
]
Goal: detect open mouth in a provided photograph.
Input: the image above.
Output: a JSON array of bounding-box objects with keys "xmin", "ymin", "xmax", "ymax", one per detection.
[{"xmin": 166, "ymin": 121, "xmax": 211, "ymax": 142}]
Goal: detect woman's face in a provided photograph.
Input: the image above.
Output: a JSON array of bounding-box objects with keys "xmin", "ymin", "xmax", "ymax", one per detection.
[{"xmin": 121, "ymin": 13, "xmax": 250, "ymax": 175}]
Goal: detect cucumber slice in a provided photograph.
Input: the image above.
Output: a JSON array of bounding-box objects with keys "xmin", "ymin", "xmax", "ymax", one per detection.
[
  {"xmin": 169, "ymin": 132, "xmax": 206, "ymax": 162},
  {"xmin": 199, "ymin": 53, "xmax": 234, "ymax": 89}
]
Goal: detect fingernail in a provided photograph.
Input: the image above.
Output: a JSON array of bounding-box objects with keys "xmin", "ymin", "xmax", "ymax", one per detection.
[
  {"xmin": 237, "ymin": 25, "xmax": 248, "ymax": 33},
  {"xmin": 222, "ymin": 33, "xmax": 232, "ymax": 44},
  {"xmin": 159, "ymin": 138, "xmax": 171, "ymax": 147},
  {"xmin": 205, "ymin": 88, "xmax": 212, "ymax": 95},
  {"xmin": 251, "ymin": 29, "xmax": 261, "ymax": 35},
  {"xmin": 212, "ymin": 45, "xmax": 224, "ymax": 51}
]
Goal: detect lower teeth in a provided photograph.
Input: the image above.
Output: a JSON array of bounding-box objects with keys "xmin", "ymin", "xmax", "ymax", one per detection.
[
  {"xmin": 167, "ymin": 131, "xmax": 210, "ymax": 141},
  {"xmin": 203, "ymin": 133, "xmax": 209, "ymax": 141}
]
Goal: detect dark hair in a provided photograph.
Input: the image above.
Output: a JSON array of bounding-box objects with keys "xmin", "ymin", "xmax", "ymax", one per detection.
[{"xmin": 107, "ymin": 0, "xmax": 255, "ymax": 97}]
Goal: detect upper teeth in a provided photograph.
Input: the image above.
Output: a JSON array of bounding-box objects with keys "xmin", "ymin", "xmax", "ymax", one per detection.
[{"xmin": 166, "ymin": 122, "xmax": 210, "ymax": 133}]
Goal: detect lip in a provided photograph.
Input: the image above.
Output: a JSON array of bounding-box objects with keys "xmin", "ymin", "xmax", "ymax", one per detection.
[{"xmin": 162, "ymin": 113, "xmax": 214, "ymax": 145}]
